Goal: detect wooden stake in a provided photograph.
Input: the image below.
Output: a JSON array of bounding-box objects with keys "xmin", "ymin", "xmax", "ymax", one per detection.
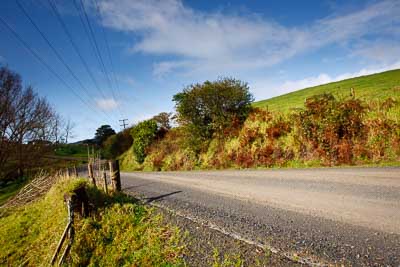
[
  {"xmin": 103, "ymin": 171, "xmax": 108, "ymax": 195},
  {"xmin": 88, "ymin": 163, "xmax": 96, "ymax": 186},
  {"xmin": 109, "ymin": 160, "xmax": 121, "ymax": 192},
  {"xmin": 73, "ymin": 165, "xmax": 78, "ymax": 177}
]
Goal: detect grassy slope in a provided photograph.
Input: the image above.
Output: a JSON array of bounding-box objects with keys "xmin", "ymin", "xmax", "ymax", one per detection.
[
  {"xmin": 54, "ymin": 144, "xmax": 88, "ymax": 159},
  {"xmin": 253, "ymin": 69, "xmax": 400, "ymax": 116},
  {"xmin": 0, "ymin": 181, "xmax": 26, "ymax": 206},
  {"xmin": 0, "ymin": 178, "xmax": 184, "ymax": 266}
]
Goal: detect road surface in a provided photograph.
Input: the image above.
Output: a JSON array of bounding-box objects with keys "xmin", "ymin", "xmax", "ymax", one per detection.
[{"xmin": 121, "ymin": 167, "xmax": 400, "ymax": 266}]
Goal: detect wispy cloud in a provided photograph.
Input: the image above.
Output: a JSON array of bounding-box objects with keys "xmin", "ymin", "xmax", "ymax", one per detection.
[
  {"xmin": 98, "ymin": 0, "xmax": 400, "ymax": 76},
  {"xmin": 350, "ymin": 40, "xmax": 400, "ymax": 64},
  {"xmin": 96, "ymin": 98, "xmax": 119, "ymax": 111}
]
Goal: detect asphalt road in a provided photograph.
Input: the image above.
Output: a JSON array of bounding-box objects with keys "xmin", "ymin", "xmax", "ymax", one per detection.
[{"xmin": 121, "ymin": 167, "xmax": 400, "ymax": 266}]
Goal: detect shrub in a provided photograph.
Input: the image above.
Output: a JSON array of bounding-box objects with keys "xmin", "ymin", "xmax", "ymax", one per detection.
[
  {"xmin": 292, "ymin": 94, "xmax": 367, "ymax": 165},
  {"xmin": 131, "ymin": 120, "xmax": 158, "ymax": 163},
  {"xmin": 102, "ymin": 129, "xmax": 133, "ymax": 159},
  {"xmin": 120, "ymin": 90, "xmax": 399, "ymax": 171}
]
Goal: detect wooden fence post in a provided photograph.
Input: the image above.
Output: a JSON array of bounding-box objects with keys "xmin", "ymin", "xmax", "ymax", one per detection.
[
  {"xmin": 88, "ymin": 163, "xmax": 96, "ymax": 186},
  {"xmin": 103, "ymin": 171, "xmax": 108, "ymax": 195},
  {"xmin": 65, "ymin": 168, "xmax": 70, "ymax": 178},
  {"xmin": 73, "ymin": 165, "xmax": 78, "ymax": 177},
  {"xmin": 109, "ymin": 160, "xmax": 121, "ymax": 192}
]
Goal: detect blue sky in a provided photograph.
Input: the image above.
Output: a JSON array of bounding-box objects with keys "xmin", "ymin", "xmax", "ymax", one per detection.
[{"xmin": 1, "ymin": 0, "xmax": 399, "ymax": 141}]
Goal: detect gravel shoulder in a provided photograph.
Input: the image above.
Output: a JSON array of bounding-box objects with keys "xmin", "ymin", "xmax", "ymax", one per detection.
[
  {"xmin": 122, "ymin": 168, "xmax": 400, "ymax": 266},
  {"xmin": 157, "ymin": 207, "xmax": 302, "ymax": 266}
]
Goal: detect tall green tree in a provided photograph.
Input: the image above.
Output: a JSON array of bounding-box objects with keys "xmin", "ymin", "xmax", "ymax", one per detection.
[
  {"xmin": 173, "ymin": 78, "xmax": 254, "ymax": 140},
  {"xmin": 94, "ymin": 125, "xmax": 116, "ymax": 146}
]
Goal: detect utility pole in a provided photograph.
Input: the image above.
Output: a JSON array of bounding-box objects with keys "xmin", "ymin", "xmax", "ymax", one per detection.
[{"xmin": 119, "ymin": 119, "xmax": 128, "ymax": 130}]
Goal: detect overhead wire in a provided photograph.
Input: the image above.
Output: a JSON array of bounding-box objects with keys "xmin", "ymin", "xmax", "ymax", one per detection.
[
  {"xmin": 76, "ymin": 0, "xmax": 124, "ymax": 118},
  {"xmin": 0, "ymin": 16, "xmax": 107, "ymax": 125},
  {"xmin": 46, "ymin": 0, "xmax": 120, "ymax": 128},
  {"xmin": 16, "ymin": 0, "xmax": 92, "ymax": 101},
  {"xmin": 92, "ymin": 0, "xmax": 125, "ymax": 117},
  {"xmin": 46, "ymin": 0, "xmax": 108, "ymax": 101},
  {"xmin": 72, "ymin": 0, "xmax": 122, "ymax": 119},
  {"xmin": 15, "ymin": 0, "xmax": 116, "ymax": 122}
]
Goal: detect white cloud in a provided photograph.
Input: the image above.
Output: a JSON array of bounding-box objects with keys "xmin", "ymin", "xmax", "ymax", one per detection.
[
  {"xmin": 98, "ymin": 0, "xmax": 400, "ymax": 76},
  {"xmin": 153, "ymin": 60, "xmax": 189, "ymax": 77},
  {"xmin": 251, "ymin": 61, "xmax": 400, "ymax": 100},
  {"xmin": 351, "ymin": 40, "xmax": 400, "ymax": 64},
  {"xmin": 96, "ymin": 98, "xmax": 119, "ymax": 111}
]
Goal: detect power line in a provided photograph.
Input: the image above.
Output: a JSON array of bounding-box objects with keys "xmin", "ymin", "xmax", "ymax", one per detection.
[
  {"xmin": 78, "ymin": 0, "xmax": 124, "ymax": 119},
  {"xmin": 92, "ymin": 0, "xmax": 125, "ymax": 116},
  {"xmin": 15, "ymin": 0, "xmax": 115, "ymax": 122},
  {"xmin": 16, "ymin": 0, "xmax": 92, "ymax": 101},
  {"xmin": 47, "ymin": 0, "xmax": 108, "ymax": 101},
  {"xmin": 77, "ymin": 0, "xmax": 118, "ymax": 102},
  {"xmin": 0, "ymin": 16, "xmax": 107, "ymax": 124},
  {"xmin": 73, "ymin": 0, "xmax": 123, "ymax": 118},
  {"xmin": 72, "ymin": 0, "xmax": 106, "ymax": 85}
]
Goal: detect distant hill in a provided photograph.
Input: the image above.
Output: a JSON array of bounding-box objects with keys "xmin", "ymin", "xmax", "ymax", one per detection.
[
  {"xmin": 253, "ymin": 69, "xmax": 400, "ymax": 116},
  {"xmin": 71, "ymin": 138, "xmax": 95, "ymax": 145}
]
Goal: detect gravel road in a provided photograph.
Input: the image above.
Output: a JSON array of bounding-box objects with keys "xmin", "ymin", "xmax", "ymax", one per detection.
[{"xmin": 121, "ymin": 167, "xmax": 400, "ymax": 266}]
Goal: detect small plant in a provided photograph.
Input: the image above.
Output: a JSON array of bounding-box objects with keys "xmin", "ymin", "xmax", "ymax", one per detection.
[{"xmin": 212, "ymin": 248, "xmax": 244, "ymax": 267}]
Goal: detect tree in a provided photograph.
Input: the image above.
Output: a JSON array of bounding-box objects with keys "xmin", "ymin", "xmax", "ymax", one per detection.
[
  {"xmin": 152, "ymin": 112, "xmax": 172, "ymax": 131},
  {"xmin": 51, "ymin": 114, "xmax": 63, "ymax": 144},
  {"xmin": 94, "ymin": 125, "xmax": 116, "ymax": 146},
  {"xmin": 130, "ymin": 120, "xmax": 158, "ymax": 163},
  {"xmin": 0, "ymin": 66, "xmax": 58, "ymax": 181},
  {"xmin": 173, "ymin": 78, "xmax": 254, "ymax": 140},
  {"xmin": 63, "ymin": 118, "xmax": 75, "ymax": 144},
  {"xmin": 102, "ymin": 129, "xmax": 133, "ymax": 159}
]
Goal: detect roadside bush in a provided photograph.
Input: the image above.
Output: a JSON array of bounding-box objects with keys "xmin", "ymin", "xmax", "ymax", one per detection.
[
  {"xmin": 292, "ymin": 94, "xmax": 367, "ymax": 165},
  {"xmin": 131, "ymin": 120, "xmax": 158, "ymax": 164},
  {"xmin": 119, "ymin": 89, "xmax": 399, "ymax": 171},
  {"xmin": 143, "ymin": 128, "xmax": 198, "ymax": 171},
  {"xmin": 102, "ymin": 129, "xmax": 133, "ymax": 159}
]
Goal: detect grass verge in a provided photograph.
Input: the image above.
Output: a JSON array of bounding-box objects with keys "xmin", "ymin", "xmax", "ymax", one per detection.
[{"xmin": 0, "ymin": 177, "xmax": 184, "ymax": 266}]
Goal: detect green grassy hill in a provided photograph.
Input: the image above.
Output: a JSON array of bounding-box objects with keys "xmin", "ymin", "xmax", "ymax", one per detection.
[{"xmin": 253, "ymin": 69, "xmax": 400, "ymax": 116}]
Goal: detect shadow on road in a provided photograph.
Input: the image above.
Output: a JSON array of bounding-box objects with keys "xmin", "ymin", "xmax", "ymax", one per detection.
[
  {"xmin": 144, "ymin": 191, "xmax": 182, "ymax": 204},
  {"xmin": 123, "ymin": 182, "xmax": 156, "ymax": 191}
]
